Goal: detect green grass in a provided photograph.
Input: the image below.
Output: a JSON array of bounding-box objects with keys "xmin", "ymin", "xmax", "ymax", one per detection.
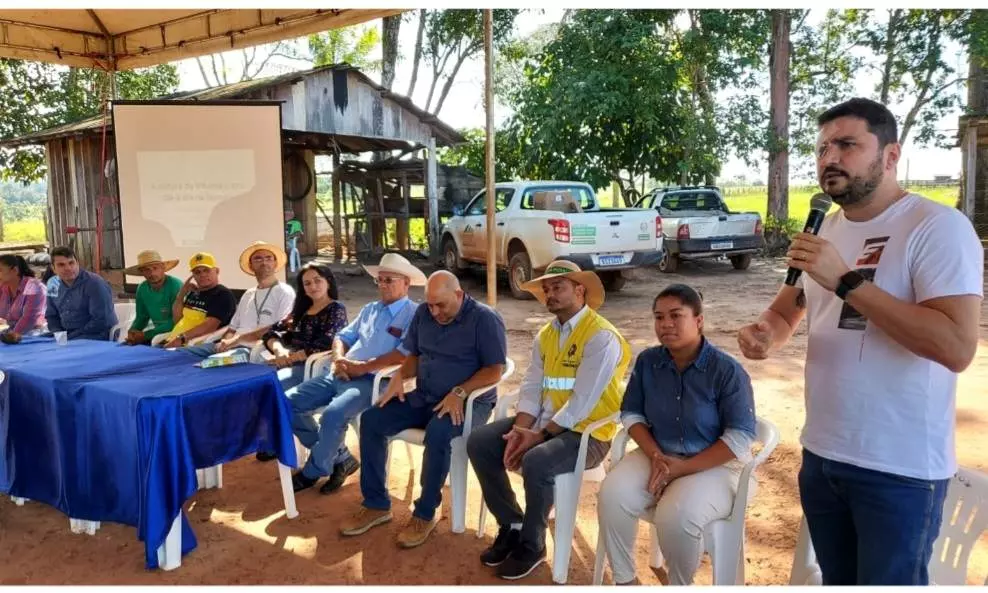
[
  {"xmin": 722, "ymin": 185, "xmax": 959, "ymax": 222},
  {"xmin": 2, "ymin": 219, "xmax": 46, "ymax": 243}
]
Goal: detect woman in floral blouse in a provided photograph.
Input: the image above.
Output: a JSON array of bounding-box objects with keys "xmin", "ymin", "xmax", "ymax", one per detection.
[
  {"xmin": 0, "ymin": 254, "xmax": 47, "ymax": 339},
  {"xmin": 262, "ymin": 263, "xmax": 347, "ymax": 391}
]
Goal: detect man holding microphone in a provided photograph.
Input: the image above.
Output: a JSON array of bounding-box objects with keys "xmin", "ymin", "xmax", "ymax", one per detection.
[{"xmin": 738, "ymin": 98, "xmax": 982, "ymax": 585}]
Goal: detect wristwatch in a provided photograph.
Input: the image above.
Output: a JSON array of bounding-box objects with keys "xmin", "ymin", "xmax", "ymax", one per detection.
[
  {"xmin": 451, "ymin": 386, "xmax": 467, "ymax": 400},
  {"xmin": 540, "ymin": 428, "xmax": 555, "ymax": 442},
  {"xmin": 835, "ymin": 271, "xmax": 865, "ymax": 301}
]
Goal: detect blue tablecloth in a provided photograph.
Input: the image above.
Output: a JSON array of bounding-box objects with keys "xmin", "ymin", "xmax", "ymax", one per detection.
[{"xmin": 0, "ymin": 337, "xmax": 297, "ymax": 569}]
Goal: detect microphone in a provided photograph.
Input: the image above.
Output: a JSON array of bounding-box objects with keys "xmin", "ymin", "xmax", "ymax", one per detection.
[{"xmin": 785, "ymin": 193, "xmax": 833, "ymax": 286}]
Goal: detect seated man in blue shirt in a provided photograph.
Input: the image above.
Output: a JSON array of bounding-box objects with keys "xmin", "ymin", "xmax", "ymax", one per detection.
[
  {"xmin": 340, "ymin": 270, "xmax": 507, "ymax": 550},
  {"xmin": 45, "ymin": 246, "xmax": 118, "ymax": 341},
  {"xmin": 285, "ymin": 253, "xmax": 423, "ymax": 494},
  {"xmin": 596, "ymin": 284, "xmax": 756, "ymax": 586}
]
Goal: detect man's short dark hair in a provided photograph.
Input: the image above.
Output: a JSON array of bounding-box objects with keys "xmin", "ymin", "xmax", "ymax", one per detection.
[
  {"xmin": 51, "ymin": 246, "xmax": 77, "ymax": 260},
  {"xmin": 817, "ymin": 98, "xmax": 899, "ymax": 148}
]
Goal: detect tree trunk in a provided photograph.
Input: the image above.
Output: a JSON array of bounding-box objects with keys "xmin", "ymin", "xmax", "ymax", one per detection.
[
  {"xmin": 407, "ymin": 9, "xmax": 427, "ymax": 97},
  {"xmin": 433, "ymin": 50, "xmax": 472, "ymax": 115},
  {"xmin": 381, "ymin": 15, "xmax": 401, "ymax": 90},
  {"xmin": 767, "ymin": 10, "xmax": 791, "ymax": 250},
  {"xmin": 879, "ymin": 9, "xmax": 902, "ymax": 105},
  {"xmin": 966, "ymin": 34, "xmax": 988, "ymax": 240}
]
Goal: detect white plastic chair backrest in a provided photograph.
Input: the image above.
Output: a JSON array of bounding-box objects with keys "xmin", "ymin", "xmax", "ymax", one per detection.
[
  {"xmin": 114, "ymin": 301, "xmax": 136, "ymax": 322},
  {"xmin": 930, "ymin": 467, "xmax": 988, "ymax": 585}
]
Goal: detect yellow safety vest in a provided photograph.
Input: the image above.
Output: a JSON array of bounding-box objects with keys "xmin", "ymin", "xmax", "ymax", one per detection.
[{"xmin": 537, "ymin": 308, "xmax": 631, "ymax": 442}]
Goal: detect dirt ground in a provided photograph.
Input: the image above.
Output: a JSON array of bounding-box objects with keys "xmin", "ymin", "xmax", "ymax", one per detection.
[{"xmin": 1, "ymin": 256, "xmax": 986, "ymax": 585}]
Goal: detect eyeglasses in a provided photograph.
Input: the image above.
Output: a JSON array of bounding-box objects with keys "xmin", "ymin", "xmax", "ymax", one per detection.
[{"xmin": 374, "ymin": 276, "xmax": 402, "ymax": 286}]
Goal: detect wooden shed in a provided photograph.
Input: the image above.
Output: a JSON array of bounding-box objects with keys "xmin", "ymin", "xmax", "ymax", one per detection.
[{"xmin": 0, "ymin": 63, "xmax": 465, "ymax": 271}]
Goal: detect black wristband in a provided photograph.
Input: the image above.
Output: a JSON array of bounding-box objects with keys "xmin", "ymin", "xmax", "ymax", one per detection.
[{"xmin": 540, "ymin": 428, "xmax": 555, "ymax": 442}]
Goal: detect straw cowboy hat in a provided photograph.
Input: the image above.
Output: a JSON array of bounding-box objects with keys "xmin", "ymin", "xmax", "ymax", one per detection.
[
  {"xmin": 124, "ymin": 250, "xmax": 179, "ymax": 277},
  {"xmin": 239, "ymin": 241, "xmax": 288, "ymax": 276},
  {"xmin": 521, "ymin": 259, "xmax": 606, "ymax": 310},
  {"xmin": 362, "ymin": 253, "xmax": 427, "ymax": 286}
]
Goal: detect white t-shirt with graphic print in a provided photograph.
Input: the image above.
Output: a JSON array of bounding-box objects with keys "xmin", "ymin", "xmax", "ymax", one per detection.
[{"xmin": 800, "ymin": 193, "xmax": 983, "ymax": 480}]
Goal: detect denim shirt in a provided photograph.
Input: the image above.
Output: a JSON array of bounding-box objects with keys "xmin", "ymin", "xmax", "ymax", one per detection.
[
  {"xmin": 45, "ymin": 270, "xmax": 118, "ymax": 341},
  {"xmin": 620, "ymin": 338, "xmax": 756, "ymax": 460},
  {"xmin": 337, "ymin": 297, "xmax": 417, "ymax": 364}
]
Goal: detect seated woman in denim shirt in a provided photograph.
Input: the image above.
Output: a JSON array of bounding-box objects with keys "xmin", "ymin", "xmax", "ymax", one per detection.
[
  {"xmin": 261, "ymin": 263, "xmax": 347, "ymax": 392},
  {"xmin": 597, "ymin": 284, "xmax": 756, "ymax": 586}
]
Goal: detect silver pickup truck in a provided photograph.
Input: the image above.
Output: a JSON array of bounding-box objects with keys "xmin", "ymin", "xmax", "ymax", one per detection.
[{"xmin": 635, "ymin": 186, "xmax": 764, "ymax": 273}]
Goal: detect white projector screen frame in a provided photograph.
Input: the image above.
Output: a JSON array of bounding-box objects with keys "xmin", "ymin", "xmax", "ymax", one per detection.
[{"xmin": 112, "ymin": 101, "xmax": 285, "ymax": 291}]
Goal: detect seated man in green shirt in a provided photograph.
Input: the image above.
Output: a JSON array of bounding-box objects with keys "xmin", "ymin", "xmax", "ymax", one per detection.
[{"xmin": 124, "ymin": 250, "xmax": 183, "ymax": 345}]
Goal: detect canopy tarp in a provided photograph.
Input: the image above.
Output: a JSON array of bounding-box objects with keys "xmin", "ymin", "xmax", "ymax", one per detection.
[{"xmin": 0, "ymin": 9, "xmax": 403, "ymax": 70}]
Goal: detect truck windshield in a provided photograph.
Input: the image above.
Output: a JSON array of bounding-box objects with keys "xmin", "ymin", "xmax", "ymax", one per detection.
[
  {"xmin": 520, "ymin": 186, "xmax": 596, "ymax": 212},
  {"xmin": 659, "ymin": 191, "xmax": 723, "ymax": 212}
]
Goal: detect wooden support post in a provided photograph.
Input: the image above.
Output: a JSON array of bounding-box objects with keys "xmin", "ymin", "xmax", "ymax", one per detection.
[
  {"xmin": 484, "ymin": 9, "xmax": 497, "ymax": 307},
  {"xmin": 332, "ymin": 153, "xmax": 343, "ymax": 262},
  {"xmin": 427, "ymin": 137, "xmax": 440, "ymax": 258},
  {"xmin": 397, "ymin": 172, "xmax": 410, "ymax": 250}
]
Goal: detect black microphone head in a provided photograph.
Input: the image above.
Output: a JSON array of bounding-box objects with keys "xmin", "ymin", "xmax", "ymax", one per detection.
[{"xmin": 810, "ymin": 192, "xmax": 833, "ymax": 213}]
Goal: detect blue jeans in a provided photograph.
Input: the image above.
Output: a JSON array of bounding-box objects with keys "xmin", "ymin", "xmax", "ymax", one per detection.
[
  {"xmin": 286, "ymin": 373, "xmax": 375, "ymax": 479},
  {"xmin": 359, "ymin": 395, "xmax": 493, "ymax": 522},
  {"xmin": 799, "ymin": 448, "xmax": 949, "ymax": 585},
  {"xmin": 275, "ymin": 363, "xmax": 307, "ymax": 392},
  {"xmin": 183, "ymin": 342, "xmax": 250, "ymax": 359}
]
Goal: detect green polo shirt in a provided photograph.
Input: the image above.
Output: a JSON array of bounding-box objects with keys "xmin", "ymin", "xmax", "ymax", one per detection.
[{"xmin": 130, "ymin": 275, "xmax": 183, "ymax": 339}]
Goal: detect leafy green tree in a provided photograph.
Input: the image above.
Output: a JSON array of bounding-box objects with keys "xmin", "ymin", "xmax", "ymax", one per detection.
[{"xmin": 0, "ymin": 60, "xmax": 178, "ymax": 183}]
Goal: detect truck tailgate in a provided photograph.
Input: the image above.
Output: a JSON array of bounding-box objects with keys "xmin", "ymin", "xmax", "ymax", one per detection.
[
  {"xmin": 566, "ymin": 210, "xmax": 657, "ymax": 261},
  {"xmin": 680, "ymin": 213, "xmax": 758, "ymax": 238}
]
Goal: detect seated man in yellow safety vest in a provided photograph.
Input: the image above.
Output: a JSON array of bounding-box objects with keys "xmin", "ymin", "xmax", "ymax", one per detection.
[{"xmin": 466, "ymin": 259, "xmax": 631, "ymax": 581}]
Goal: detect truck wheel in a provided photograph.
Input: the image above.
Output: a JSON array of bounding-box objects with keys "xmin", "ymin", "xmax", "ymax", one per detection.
[
  {"xmin": 658, "ymin": 250, "xmax": 679, "ymax": 273},
  {"xmin": 730, "ymin": 254, "xmax": 752, "ymax": 271},
  {"xmin": 442, "ymin": 238, "xmax": 465, "ymax": 276},
  {"xmin": 508, "ymin": 252, "xmax": 535, "ymax": 300},
  {"xmin": 598, "ymin": 271, "xmax": 626, "ymax": 292}
]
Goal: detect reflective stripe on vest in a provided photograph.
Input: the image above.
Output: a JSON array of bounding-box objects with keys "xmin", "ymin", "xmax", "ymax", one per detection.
[{"xmin": 542, "ymin": 376, "xmax": 576, "ymax": 391}]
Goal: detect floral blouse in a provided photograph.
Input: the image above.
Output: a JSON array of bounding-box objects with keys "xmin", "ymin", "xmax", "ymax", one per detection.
[{"xmin": 263, "ymin": 301, "xmax": 347, "ymax": 357}]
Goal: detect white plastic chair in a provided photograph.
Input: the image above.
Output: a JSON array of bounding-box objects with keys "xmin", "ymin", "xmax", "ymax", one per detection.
[
  {"xmin": 789, "ymin": 516, "xmax": 823, "ymax": 585},
  {"xmin": 793, "ymin": 466, "xmax": 988, "ymax": 586},
  {"xmin": 371, "ymin": 358, "xmax": 516, "ymax": 535},
  {"xmin": 110, "ymin": 301, "xmax": 137, "ymax": 342},
  {"xmin": 931, "ymin": 467, "xmax": 988, "ymax": 585},
  {"xmin": 593, "ymin": 416, "xmax": 780, "ymax": 586},
  {"xmin": 477, "ymin": 390, "xmax": 619, "ymax": 584}
]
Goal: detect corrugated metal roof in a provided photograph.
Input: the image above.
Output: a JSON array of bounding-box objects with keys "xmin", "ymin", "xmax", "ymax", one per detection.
[{"xmin": 0, "ymin": 63, "xmax": 464, "ymax": 149}]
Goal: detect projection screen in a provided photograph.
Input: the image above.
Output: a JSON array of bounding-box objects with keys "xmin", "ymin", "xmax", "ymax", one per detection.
[{"xmin": 113, "ymin": 101, "xmax": 285, "ymax": 291}]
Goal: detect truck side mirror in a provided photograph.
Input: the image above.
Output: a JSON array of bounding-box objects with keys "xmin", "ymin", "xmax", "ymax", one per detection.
[{"xmin": 452, "ymin": 205, "xmax": 464, "ymax": 216}]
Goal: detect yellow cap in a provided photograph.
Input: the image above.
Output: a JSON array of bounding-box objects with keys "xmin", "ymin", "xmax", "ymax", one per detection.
[{"xmin": 188, "ymin": 252, "xmax": 218, "ymax": 271}]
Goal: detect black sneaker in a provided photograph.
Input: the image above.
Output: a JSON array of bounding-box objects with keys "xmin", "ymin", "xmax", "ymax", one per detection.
[
  {"xmin": 319, "ymin": 457, "xmax": 361, "ymax": 494},
  {"xmin": 255, "ymin": 451, "xmax": 277, "ymax": 462},
  {"xmin": 496, "ymin": 545, "xmax": 547, "ymax": 580},
  {"xmin": 480, "ymin": 526, "xmax": 521, "ymax": 567},
  {"xmin": 291, "ymin": 472, "xmax": 319, "ymax": 492}
]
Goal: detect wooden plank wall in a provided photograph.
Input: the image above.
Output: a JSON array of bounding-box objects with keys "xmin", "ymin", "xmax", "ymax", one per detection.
[{"xmin": 44, "ymin": 136, "xmax": 123, "ymax": 271}]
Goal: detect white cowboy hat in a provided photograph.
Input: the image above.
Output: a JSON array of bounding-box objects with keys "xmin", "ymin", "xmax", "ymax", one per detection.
[
  {"xmin": 124, "ymin": 250, "xmax": 179, "ymax": 277},
  {"xmin": 239, "ymin": 241, "xmax": 288, "ymax": 276},
  {"xmin": 521, "ymin": 259, "xmax": 606, "ymax": 310},
  {"xmin": 362, "ymin": 253, "xmax": 427, "ymax": 286}
]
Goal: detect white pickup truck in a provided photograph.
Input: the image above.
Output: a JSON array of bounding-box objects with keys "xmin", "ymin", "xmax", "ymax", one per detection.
[
  {"xmin": 441, "ymin": 181, "xmax": 663, "ymax": 299},
  {"xmin": 635, "ymin": 185, "xmax": 764, "ymax": 273}
]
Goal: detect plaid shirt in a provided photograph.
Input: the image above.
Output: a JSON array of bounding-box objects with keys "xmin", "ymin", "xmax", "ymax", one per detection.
[{"xmin": 0, "ymin": 276, "xmax": 47, "ymax": 334}]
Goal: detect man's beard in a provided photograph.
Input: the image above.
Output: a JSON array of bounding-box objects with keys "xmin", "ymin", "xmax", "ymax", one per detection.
[{"xmin": 822, "ymin": 156, "xmax": 883, "ymax": 207}]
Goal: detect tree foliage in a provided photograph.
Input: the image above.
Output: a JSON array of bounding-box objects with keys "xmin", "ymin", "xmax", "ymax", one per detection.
[
  {"xmin": 0, "ymin": 60, "xmax": 179, "ymax": 184},
  {"xmin": 415, "ymin": 9, "xmax": 519, "ymax": 115},
  {"xmin": 503, "ymin": 10, "xmax": 770, "ymax": 204},
  {"xmin": 309, "ymin": 25, "xmax": 382, "ymax": 71}
]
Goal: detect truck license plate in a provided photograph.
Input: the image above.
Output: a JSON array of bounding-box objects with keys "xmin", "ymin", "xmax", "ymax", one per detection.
[
  {"xmin": 598, "ymin": 255, "xmax": 625, "ymax": 266},
  {"xmin": 711, "ymin": 241, "xmax": 734, "ymax": 250}
]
